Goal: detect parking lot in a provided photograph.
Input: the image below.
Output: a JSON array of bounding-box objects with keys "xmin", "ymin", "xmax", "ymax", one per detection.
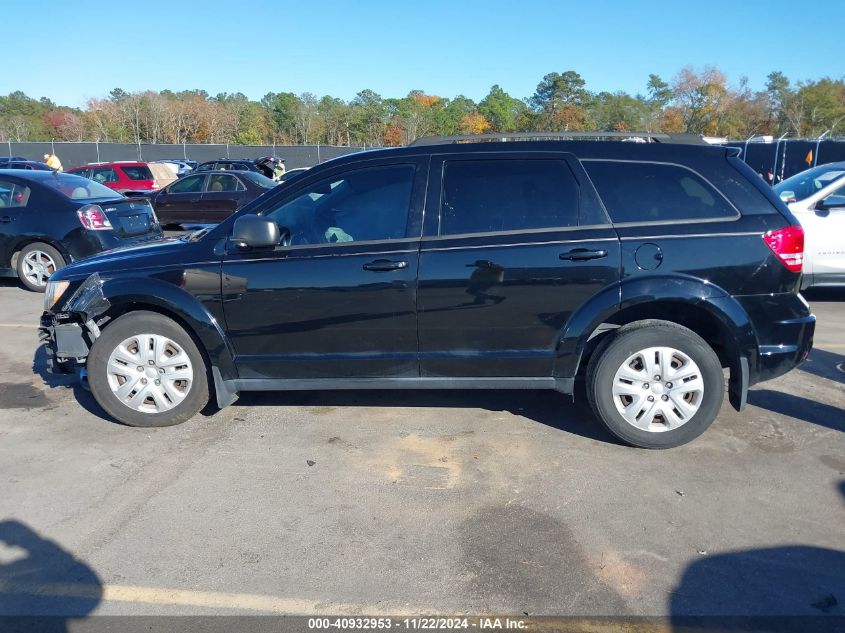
[{"xmin": 0, "ymin": 280, "xmax": 842, "ymax": 618}]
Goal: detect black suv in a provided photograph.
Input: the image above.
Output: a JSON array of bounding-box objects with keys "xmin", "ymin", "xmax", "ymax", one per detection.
[{"xmin": 40, "ymin": 133, "xmax": 814, "ymax": 448}]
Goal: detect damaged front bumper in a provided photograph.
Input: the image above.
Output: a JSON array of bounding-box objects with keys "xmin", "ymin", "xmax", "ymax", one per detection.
[{"xmin": 39, "ymin": 274, "xmax": 110, "ymax": 374}]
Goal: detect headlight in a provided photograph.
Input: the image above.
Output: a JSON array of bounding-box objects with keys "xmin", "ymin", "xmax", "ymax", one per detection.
[{"xmin": 44, "ymin": 280, "xmax": 70, "ymax": 311}]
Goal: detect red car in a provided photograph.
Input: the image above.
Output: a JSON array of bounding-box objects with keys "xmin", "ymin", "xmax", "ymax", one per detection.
[{"xmin": 67, "ymin": 162, "xmax": 157, "ymax": 194}]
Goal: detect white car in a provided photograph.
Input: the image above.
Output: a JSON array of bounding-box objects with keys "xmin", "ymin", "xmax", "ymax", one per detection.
[{"xmin": 774, "ymin": 162, "xmax": 845, "ymax": 288}]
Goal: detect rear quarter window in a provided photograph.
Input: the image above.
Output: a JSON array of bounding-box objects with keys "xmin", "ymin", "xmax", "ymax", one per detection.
[{"xmin": 583, "ymin": 160, "xmax": 738, "ymax": 224}]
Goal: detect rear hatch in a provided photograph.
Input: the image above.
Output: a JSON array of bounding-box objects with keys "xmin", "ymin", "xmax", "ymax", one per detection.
[
  {"xmin": 100, "ymin": 197, "xmax": 161, "ymax": 238},
  {"xmin": 121, "ymin": 164, "xmax": 157, "ymax": 193}
]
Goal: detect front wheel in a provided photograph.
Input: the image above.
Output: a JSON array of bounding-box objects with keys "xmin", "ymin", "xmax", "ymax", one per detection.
[
  {"xmin": 586, "ymin": 320, "xmax": 724, "ymax": 449},
  {"xmin": 87, "ymin": 311, "xmax": 208, "ymax": 427}
]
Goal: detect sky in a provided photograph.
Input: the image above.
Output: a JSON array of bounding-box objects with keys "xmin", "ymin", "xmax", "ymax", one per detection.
[{"xmin": 5, "ymin": 0, "xmax": 844, "ymax": 107}]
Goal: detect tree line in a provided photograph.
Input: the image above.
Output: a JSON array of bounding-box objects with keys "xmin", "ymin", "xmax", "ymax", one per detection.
[{"xmin": 1, "ymin": 67, "xmax": 843, "ymax": 147}]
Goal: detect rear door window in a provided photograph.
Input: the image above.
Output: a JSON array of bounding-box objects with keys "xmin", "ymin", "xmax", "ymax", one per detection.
[
  {"xmin": 0, "ymin": 180, "xmax": 31, "ymax": 208},
  {"xmin": 583, "ymin": 160, "xmax": 738, "ymax": 224},
  {"xmin": 207, "ymin": 174, "xmax": 245, "ymax": 192},
  {"xmin": 440, "ymin": 159, "xmax": 579, "ymax": 235},
  {"xmin": 91, "ymin": 167, "xmax": 118, "ymax": 184}
]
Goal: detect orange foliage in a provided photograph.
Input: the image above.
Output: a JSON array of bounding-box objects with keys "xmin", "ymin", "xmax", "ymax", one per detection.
[
  {"xmin": 660, "ymin": 108, "xmax": 685, "ymax": 133},
  {"xmin": 383, "ymin": 124, "xmax": 404, "ymax": 147},
  {"xmin": 412, "ymin": 93, "xmax": 441, "ymax": 108},
  {"xmin": 459, "ymin": 112, "xmax": 491, "ymax": 135}
]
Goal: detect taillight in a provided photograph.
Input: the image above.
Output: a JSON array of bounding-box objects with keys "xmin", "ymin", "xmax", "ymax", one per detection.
[
  {"xmin": 77, "ymin": 205, "xmax": 113, "ymax": 231},
  {"xmin": 763, "ymin": 225, "xmax": 804, "ymax": 273}
]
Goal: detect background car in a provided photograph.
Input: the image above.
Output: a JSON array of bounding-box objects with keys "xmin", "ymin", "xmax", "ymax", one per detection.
[
  {"xmin": 147, "ymin": 162, "xmax": 178, "ymax": 189},
  {"xmin": 194, "ymin": 159, "xmax": 263, "ymax": 174},
  {"xmin": 0, "ymin": 160, "xmax": 52, "ymax": 171},
  {"xmin": 0, "ymin": 170, "xmax": 162, "ymax": 291},
  {"xmin": 144, "ymin": 170, "xmax": 276, "ymax": 226},
  {"xmin": 151, "ymin": 159, "xmax": 195, "ymax": 176},
  {"xmin": 67, "ymin": 162, "xmax": 158, "ymax": 195},
  {"xmin": 774, "ymin": 162, "xmax": 845, "ymax": 287},
  {"xmin": 278, "ymin": 167, "xmax": 309, "ymax": 183}
]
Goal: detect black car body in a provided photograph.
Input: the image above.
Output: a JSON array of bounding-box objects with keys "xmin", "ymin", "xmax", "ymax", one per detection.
[
  {"xmin": 195, "ymin": 159, "xmax": 263, "ymax": 174},
  {"xmin": 144, "ymin": 170, "xmax": 276, "ymax": 225},
  {"xmin": 0, "ymin": 170, "xmax": 163, "ymax": 291},
  {"xmin": 0, "ymin": 160, "xmax": 52, "ymax": 171},
  {"xmin": 40, "ymin": 135, "xmax": 815, "ymax": 447}
]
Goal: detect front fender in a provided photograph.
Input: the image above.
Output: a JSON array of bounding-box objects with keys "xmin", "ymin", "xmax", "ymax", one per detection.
[{"xmin": 66, "ymin": 273, "xmax": 238, "ymax": 385}]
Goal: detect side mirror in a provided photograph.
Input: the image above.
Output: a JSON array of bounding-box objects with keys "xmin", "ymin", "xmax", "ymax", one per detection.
[
  {"xmin": 231, "ymin": 215, "xmax": 280, "ymax": 249},
  {"xmin": 817, "ymin": 195, "xmax": 845, "ymax": 212}
]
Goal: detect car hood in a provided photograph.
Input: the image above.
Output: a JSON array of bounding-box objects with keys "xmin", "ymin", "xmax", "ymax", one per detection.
[{"xmin": 54, "ymin": 237, "xmax": 210, "ymax": 280}]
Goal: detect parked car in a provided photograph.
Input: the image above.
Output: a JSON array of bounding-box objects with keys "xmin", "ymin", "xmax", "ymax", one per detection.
[
  {"xmin": 279, "ymin": 167, "xmax": 309, "ymax": 183},
  {"xmin": 195, "ymin": 159, "xmax": 263, "ymax": 174},
  {"xmin": 144, "ymin": 170, "xmax": 276, "ymax": 226},
  {"xmin": 151, "ymin": 159, "xmax": 195, "ymax": 176},
  {"xmin": 147, "ymin": 162, "xmax": 178, "ymax": 189},
  {"xmin": 0, "ymin": 156, "xmax": 29, "ymax": 163},
  {"xmin": 0, "ymin": 170, "xmax": 162, "ymax": 291},
  {"xmin": 67, "ymin": 162, "xmax": 158, "ymax": 195},
  {"xmin": 40, "ymin": 133, "xmax": 814, "ymax": 448},
  {"xmin": 0, "ymin": 160, "xmax": 52, "ymax": 171},
  {"xmin": 774, "ymin": 162, "xmax": 845, "ymax": 288}
]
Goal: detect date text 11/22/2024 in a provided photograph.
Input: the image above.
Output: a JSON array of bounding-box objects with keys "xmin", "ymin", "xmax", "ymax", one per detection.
[{"xmin": 307, "ymin": 618, "xmax": 527, "ymax": 630}]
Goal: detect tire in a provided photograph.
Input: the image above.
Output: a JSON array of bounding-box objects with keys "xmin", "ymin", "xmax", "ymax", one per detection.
[
  {"xmin": 586, "ymin": 320, "xmax": 724, "ymax": 449},
  {"xmin": 87, "ymin": 311, "xmax": 208, "ymax": 427},
  {"xmin": 17, "ymin": 242, "xmax": 65, "ymax": 292}
]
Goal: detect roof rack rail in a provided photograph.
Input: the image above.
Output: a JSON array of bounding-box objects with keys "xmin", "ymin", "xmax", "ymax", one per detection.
[{"xmin": 408, "ymin": 131, "xmax": 710, "ymax": 146}]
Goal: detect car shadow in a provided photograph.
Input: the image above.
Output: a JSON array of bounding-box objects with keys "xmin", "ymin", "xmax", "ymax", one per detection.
[
  {"xmin": 669, "ymin": 480, "xmax": 845, "ymax": 626},
  {"xmin": 0, "ymin": 278, "xmax": 23, "ymax": 290},
  {"xmin": 31, "ymin": 344, "xmax": 114, "ymax": 425},
  {"xmin": 804, "ymin": 287, "xmax": 845, "ymax": 303},
  {"xmin": 798, "ymin": 348, "xmax": 845, "ymax": 383},
  {"xmin": 748, "ymin": 389, "xmax": 844, "ymax": 433},
  {"xmin": 224, "ymin": 382, "xmax": 621, "ymax": 445},
  {"xmin": 0, "ymin": 519, "xmax": 102, "ymax": 628}
]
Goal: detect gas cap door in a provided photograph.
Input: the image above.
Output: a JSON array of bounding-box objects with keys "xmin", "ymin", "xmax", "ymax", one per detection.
[{"xmin": 634, "ymin": 242, "xmax": 663, "ymax": 270}]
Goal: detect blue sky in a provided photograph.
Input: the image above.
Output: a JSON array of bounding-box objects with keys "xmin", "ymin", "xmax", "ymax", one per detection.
[{"xmin": 6, "ymin": 0, "xmax": 843, "ymax": 107}]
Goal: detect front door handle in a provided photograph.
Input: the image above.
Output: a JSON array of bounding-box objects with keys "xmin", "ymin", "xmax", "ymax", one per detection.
[
  {"xmin": 0, "ymin": 216, "xmax": 12, "ymax": 224},
  {"xmin": 363, "ymin": 259, "xmax": 408, "ymax": 272},
  {"xmin": 559, "ymin": 248, "xmax": 608, "ymax": 261}
]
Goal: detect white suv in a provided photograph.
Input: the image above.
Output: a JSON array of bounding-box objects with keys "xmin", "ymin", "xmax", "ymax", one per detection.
[{"xmin": 775, "ymin": 162, "xmax": 845, "ymax": 288}]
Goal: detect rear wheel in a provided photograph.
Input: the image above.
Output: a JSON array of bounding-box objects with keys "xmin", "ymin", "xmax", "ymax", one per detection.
[
  {"xmin": 87, "ymin": 311, "xmax": 208, "ymax": 427},
  {"xmin": 17, "ymin": 242, "xmax": 65, "ymax": 292},
  {"xmin": 586, "ymin": 320, "xmax": 724, "ymax": 448}
]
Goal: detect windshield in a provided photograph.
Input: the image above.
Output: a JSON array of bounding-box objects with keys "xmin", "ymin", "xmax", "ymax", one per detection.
[
  {"xmin": 41, "ymin": 173, "xmax": 125, "ymax": 201},
  {"xmin": 241, "ymin": 172, "xmax": 277, "ymax": 189},
  {"xmin": 774, "ymin": 165, "xmax": 845, "ymax": 203}
]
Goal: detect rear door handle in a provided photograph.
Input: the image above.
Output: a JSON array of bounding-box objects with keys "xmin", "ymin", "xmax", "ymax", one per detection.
[
  {"xmin": 0, "ymin": 216, "xmax": 12, "ymax": 224},
  {"xmin": 363, "ymin": 259, "xmax": 408, "ymax": 272},
  {"xmin": 559, "ymin": 248, "xmax": 608, "ymax": 261}
]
